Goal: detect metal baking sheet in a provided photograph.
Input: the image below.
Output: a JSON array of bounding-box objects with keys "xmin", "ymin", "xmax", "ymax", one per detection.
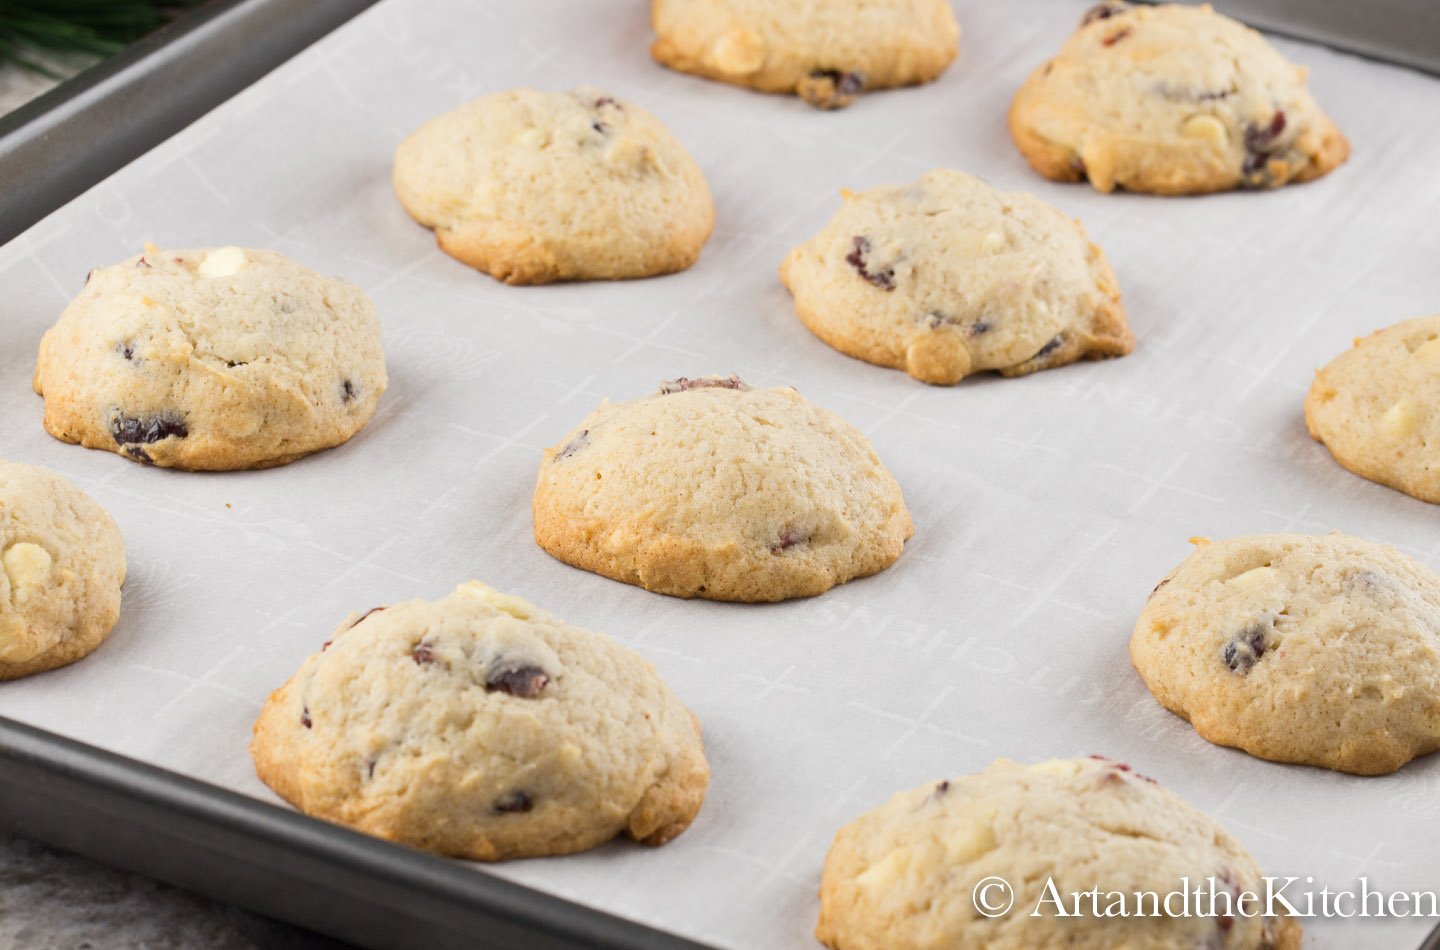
[{"xmin": 2, "ymin": 1, "xmax": 1438, "ymax": 948}]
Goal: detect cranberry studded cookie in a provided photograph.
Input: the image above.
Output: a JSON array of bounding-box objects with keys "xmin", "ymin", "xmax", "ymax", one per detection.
[
  {"xmin": 1, "ymin": 459, "xmax": 126, "ymax": 680},
  {"xmin": 532, "ymin": 376, "xmax": 913, "ymax": 601},
  {"xmin": 1305, "ymin": 315, "xmax": 1440, "ymax": 504},
  {"xmin": 650, "ymin": 0, "xmax": 959, "ymax": 110},
  {"xmin": 251, "ymin": 582, "xmax": 709, "ymax": 860},
  {"xmin": 780, "ymin": 170, "xmax": 1132, "ymax": 384},
  {"xmin": 1132, "ymin": 534, "xmax": 1440, "ymax": 775},
  {"xmin": 34, "ymin": 246, "xmax": 387, "ymax": 471},
  {"xmin": 393, "ymin": 87, "xmax": 714, "ymax": 283},
  {"xmin": 1009, "ymin": 2, "xmax": 1349, "ymax": 194},
  {"xmin": 818, "ymin": 757, "xmax": 1300, "ymax": 950}
]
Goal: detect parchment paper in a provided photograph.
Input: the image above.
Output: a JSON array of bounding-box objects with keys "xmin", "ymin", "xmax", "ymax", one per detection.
[{"xmin": 2, "ymin": 2, "xmax": 1438, "ymax": 947}]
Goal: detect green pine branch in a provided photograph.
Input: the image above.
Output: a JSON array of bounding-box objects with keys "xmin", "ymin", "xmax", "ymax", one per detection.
[{"xmin": 0, "ymin": 0, "xmax": 203, "ymax": 78}]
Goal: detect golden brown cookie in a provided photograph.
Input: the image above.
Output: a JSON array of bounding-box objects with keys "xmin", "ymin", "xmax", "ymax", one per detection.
[{"xmin": 1009, "ymin": 3, "xmax": 1348, "ymax": 194}]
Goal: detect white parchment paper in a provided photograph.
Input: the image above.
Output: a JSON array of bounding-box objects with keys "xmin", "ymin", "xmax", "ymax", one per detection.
[{"xmin": 2, "ymin": 1, "xmax": 1438, "ymax": 946}]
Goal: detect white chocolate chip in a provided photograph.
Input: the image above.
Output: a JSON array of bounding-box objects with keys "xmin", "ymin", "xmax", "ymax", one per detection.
[
  {"xmin": 855, "ymin": 849, "xmax": 912, "ymax": 891},
  {"xmin": 945, "ymin": 818, "xmax": 997, "ymax": 865},
  {"xmin": 198, "ymin": 246, "xmax": 249, "ymax": 278},
  {"xmin": 980, "ymin": 231, "xmax": 1005, "ymax": 253},
  {"xmin": 1382, "ymin": 401, "xmax": 1421, "ymax": 438},
  {"xmin": 1180, "ymin": 114, "xmax": 1229, "ymax": 148},
  {"xmin": 459, "ymin": 581, "xmax": 535, "ymax": 619},
  {"xmin": 711, "ymin": 27, "xmax": 764, "ymax": 75},
  {"xmin": 1228, "ymin": 566, "xmax": 1275, "ymax": 590},
  {"xmin": 3, "ymin": 542, "xmax": 53, "ymax": 602},
  {"xmin": 1413, "ymin": 338, "xmax": 1440, "ymax": 362},
  {"xmin": 513, "ymin": 127, "xmax": 547, "ymax": 148}
]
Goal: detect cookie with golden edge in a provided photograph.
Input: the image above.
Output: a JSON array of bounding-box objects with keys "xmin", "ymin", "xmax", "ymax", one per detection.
[
  {"xmin": 532, "ymin": 376, "xmax": 913, "ymax": 601},
  {"xmin": 780, "ymin": 169, "xmax": 1131, "ymax": 385},
  {"xmin": 1, "ymin": 458, "xmax": 126, "ymax": 680},
  {"xmin": 1305, "ymin": 315, "xmax": 1440, "ymax": 504},
  {"xmin": 818, "ymin": 757, "xmax": 1301, "ymax": 950},
  {"xmin": 394, "ymin": 87, "xmax": 714, "ymax": 283},
  {"xmin": 650, "ymin": 0, "xmax": 959, "ymax": 109},
  {"xmin": 34, "ymin": 245, "xmax": 386, "ymax": 471},
  {"xmin": 251, "ymin": 582, "xmax": 709, "ymax": 860},
  {"xmin": 1131, "ymin": 533, "xmax": 1440, "ymax": 775},
  {"xmin": 1009, "ymin": 2, "xmax": 1349, "ymax": 194}
]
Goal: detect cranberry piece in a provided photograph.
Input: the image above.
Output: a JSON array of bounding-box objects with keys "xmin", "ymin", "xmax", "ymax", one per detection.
[
  {"xmin": 1030, "ymin": 335, "xmax": 1064, "ymax": 361},
  {"xmin": 135, "ymin": 256, "xmax": 152, "ymax": 269},
  {"xmin": 494, "ymin": 790, "xmax": 534, "ymax": 813},
  {"xmin": 349, "ymin": 606, "xmax": 386, "ymax": 630},
  {"xmin": 659, "ymin": 376, "xmax": 750, "ymax": 394},
  {"xmin": 799, "ymin": 69, "xmax": 866, "ymax": 109},
  {"xmin": 934, "ymin": 780, "xmax": 950, "ymax": 797},
  {"xmin": 555, "ymin": 429, "xmax": 590, "ymax": 461},
  {"xmin": 109, "ymin": 412, "xmax": 189, "ymax": 445},
  {"xmin": 341, "ymin": 379, "xmax": 357, "ymax": 403},
  {"xmin": 412, "ymin": 642, "xmax": 437, "ymax": 666},
  {"xmin": 1081, "ymin": 2, "xmax": 1128, "ymax": 25},
  {"xmin": 116, "ymin": 341, "xmax": 135, "ymax": 361},
  {"xmin": 771, "ymin": 527, "xmax": 807, "ymax": 554},
  {"xmin": 845, "ymin": 236, "xmax": 896, "ymax": 291},
  {"xmin": 301, "ymin": 706, "xmax": 312, "ymax": 729},
  {"xmin": 123, "ymin": 446, "xmax": 153, "ymax": 464},
  {"xmin": 1222, "ymin": 624, "xmax": 1269, "ymax": 673},
  {"xmin": 486, "ymin": 664, "xmax": 549, "ymax": 698}
]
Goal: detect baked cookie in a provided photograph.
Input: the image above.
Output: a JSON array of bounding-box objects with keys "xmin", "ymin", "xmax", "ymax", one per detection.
[
  {"xmin": 1132, "ymin": 533, "xmax": 1440, "ymax": 775},
  {"xmin": 533, "ymin": 376, "xmax": 912, "ymax": 601},
  {"xmin": 251, "ymin": 582, "xmax": 709, "ymax": 860},
  {"xmin": 0, "ymin": 459, "xmax": 126, "ymax": 680},
  {"xmin": 1009, "ymin": 2, "xmax": 1349, "ymax": 194},
  {"xmin": 650, "ymin": 0, "xmax": 960, "ymax": 110},
  {"xmin": 780, "ymin": 170, "xmax": 1132, "ymax": 385},
  {"xmin": 393, "ymin": 87, "xmax": 713, "ymax": 284},
  {"xmin": 818, "ymin": 757, "xmax": 1300, "ymax": 950},
  {"xmin": 1305, "ymin": 315, "xmax": 1440, "ymax": 504},
  {"xmin": 34, "ymin": 246, "xmax": 386, "ymax": 471}
]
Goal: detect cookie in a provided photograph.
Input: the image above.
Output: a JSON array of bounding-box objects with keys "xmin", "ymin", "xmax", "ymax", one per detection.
[
  {"xmin": 1305, "ymin": 315, "xmax": 1440, "ymax": 504},
  {"xmin": 0, "ymin": 459, "xmax": 126, "ymax": 680},
  {"xmin": 817, "ymin": 757, "xmax": 1300, "ymax": 950},
  {"xmin": 251, "ymin": 582, "xmax": 709, "ymax": 860},
  {"xmin": 532, "ymin": 376, "xmax": 912, "ymax": 601},
  {"xmin": 1009, "ymin": 2, "xmax": 1349, "ymax": 194},
  {"xmin": 780, "ymin": 170, "xmax": 1132, "ymax": 385},
  {"xmin": 650, "ymin": 0, "xmax": 959, "ymax": 109},
  {"xmin": 1131, "ymin": 533, "xmax": 1440, "ymax": 775},
  {"xmin": 33, "ymin": 246, "xmax": 386, "ymax": 471},
  {"xmin": 393, "ymin": 87, "xmax": 714, "ymax": 284}
]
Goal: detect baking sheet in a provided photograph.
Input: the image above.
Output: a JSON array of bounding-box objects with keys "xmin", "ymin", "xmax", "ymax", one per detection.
[{"xmin": 1, "ymin": 1, "xmax": 1438, "ymax": 947}]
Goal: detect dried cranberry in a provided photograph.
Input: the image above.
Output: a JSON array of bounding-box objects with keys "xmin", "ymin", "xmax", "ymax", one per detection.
[
  {"xmin": 1081, "ymin": 2, "xmax": 1129, "ymax": 25},
  {"xmin": 845, "ymin": 236, "xmax": 896, "ymax": 291},
  {"xmin": 341, "ymin": 379, "xmax": 357, "ymax": 403},
  {"xmin": 494, "ymin": 790, "xmax": 534, "ymax": 813},
  {"xmin": 799, "ymin": 69, "xmax": 866, "ymax": 109},
  {"xmin": 1222, "ymin": 624, "xmax": 1269, "ymax": 673},
  {"xmin": 555, "ymin": 429, "xmax": 590, "ymax": 461},
  {"xmin": 412, "ymin": 642, "xmax": 437, "ymax": 666},
  {"xmin": 110, "ymin": 412, "xmax": 188, "ymax": 445},
  {"xmin": 301, "ymin": 706, "xmax": 312, "ymax": 729},
  {"xmin": 771, "ymin": 527, "xmax": 807, "ymax": 554},
  {"xmin": 934, "ymin": 781, "xmax": 950, "ymax": 797},
  {"xmin": 659, "ymin": 376, "xmax": 750, "ymax": 394},
  {"xmin": 486, "ymin": 664, "xmax": 549, "ymax": 698},
  {"xmin": 1030, "ymin": 335, "xmax": 1064, "ymax": 361},
  {"xmin": 116, "ymin": 341, "xmax": 135, "ymax": 360},
  {"xmin": 349, "ymin": 606, "xmax": 386, "ymax": 629}
]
